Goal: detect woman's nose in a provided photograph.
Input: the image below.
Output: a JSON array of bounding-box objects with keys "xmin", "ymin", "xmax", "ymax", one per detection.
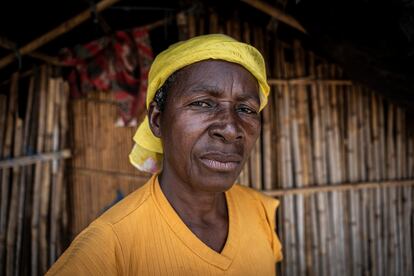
[{"xmin": 208, "ymin": 109, "xmax": 243, "ymax": 143}]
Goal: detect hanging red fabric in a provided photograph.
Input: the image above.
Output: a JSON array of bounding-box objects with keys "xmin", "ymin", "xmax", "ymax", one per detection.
[{"xmin": 61, "ymin": 27, "xmax": 154, "ymax": 126}]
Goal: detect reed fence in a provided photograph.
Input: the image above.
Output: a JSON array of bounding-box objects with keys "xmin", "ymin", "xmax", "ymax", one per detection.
[
  {"xmin": 0, "ymin": 66, "xmax": 70, "ymax": 275},
  {"xmin": 1, "ymin": 7, "xmax": 408, "ymax": 276}
]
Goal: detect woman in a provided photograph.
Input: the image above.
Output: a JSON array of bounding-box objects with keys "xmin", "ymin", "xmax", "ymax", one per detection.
[{"xmin": 48, "ymin": 34, "xmax": 282, "ymax": 275}]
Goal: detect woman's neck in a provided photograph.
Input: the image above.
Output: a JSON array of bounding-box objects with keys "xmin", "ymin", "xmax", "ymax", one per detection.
[{"xmin": 158, "ymin": 170, "xmax": 228, "ymax": 224}]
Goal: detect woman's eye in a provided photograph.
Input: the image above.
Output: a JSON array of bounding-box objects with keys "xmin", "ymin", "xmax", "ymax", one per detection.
[
  {"xmin": 237, "ymin": 106, "xmax": 258, "ymax": 114},
  {"xmin": 190, "ymin": 101, "xmax": 211, "ymax": 108}
]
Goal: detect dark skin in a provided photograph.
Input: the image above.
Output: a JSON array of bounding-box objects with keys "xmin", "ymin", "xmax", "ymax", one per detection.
[{"xmin": 148, "ymin": 60, "xmax": 261, "ymax": 252}]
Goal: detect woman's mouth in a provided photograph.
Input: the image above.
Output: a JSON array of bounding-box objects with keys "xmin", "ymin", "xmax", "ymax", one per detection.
[{"xmin": 199, "ymin": 152, "xmax": 242, "ymax": 172}]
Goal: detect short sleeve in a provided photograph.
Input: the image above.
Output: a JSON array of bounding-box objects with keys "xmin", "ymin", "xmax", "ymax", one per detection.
[
  {"xmin": 46, "ymin": 220, "xmax": 123, "ymax": 275},
  {"xmin": 255, "ymin": 192, "xmax": 283, "ymax": 262}
]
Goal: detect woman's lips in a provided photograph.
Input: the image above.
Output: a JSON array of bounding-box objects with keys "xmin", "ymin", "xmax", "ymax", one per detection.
[{"xmin": 199, "ymin": 152, "xmax": 242, "ymax": 172}]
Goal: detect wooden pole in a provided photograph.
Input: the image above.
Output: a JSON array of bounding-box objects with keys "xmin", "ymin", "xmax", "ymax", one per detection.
[
  {"xmin": 50, "ymin": 80, "xmax": 69, "ymax": 263},
  {"xmin": 329, "ymin": 64, "xmax": 346, "ymax": 275},
  {"xmin": 268, "ymin": 78, "xmax": 353, "ymax": 86},
  {"xmin": 0, "ymin": 73, "xmax": 18, "ymax": 274},
  {"xmin": 395, "ymin": 108, "xmax": 404, "ymax": 274},
  {"xmin": 345, "ymin": 74, "xmax": 362, "ymax": 276},
  {"xmin": 177, "ymin": 12, "xmax": 189, "ymax": 41},
  {"xmin": 14, "ymin": 74, "xmax": 35, "ymax": 275},
  {"xmin": 308, "ymin": 52, "xmax": 324, "ymax": 276},
  {"xmin": 241, "ymin": 0, "xmax": 306, "ymax": 33},
  {"xmin": 318, "ymin": 62, "xmax": 332, "ymax": 276},
  {"xmin": 0, "ymin": 36, "xmax": 65, "ymax": 66},
  {"xmin": 279, "ymin": 43, "xmax": 297, "ymax": 276},
  {"xmin": 248, "ymin": 26, "xmax": 263, "ymax": 191},
  {"xmin": 0, "ymin": 95, "xmax": 6, "ymax": 157},
  {"xmin": 292, "ymin": 39, "xmax": 309, "ymax": 276},
  {"xmin": 6, "ymin": 118, "xmax": 22, "ymax": 276},
  {"xmin": 49, "ymin": 77, "xmax": 61, "ymax": 266},
  {"xmin": 39, "ymin": 74, "xmax": 57, "ymax": 273},
  {"xmin": 188, "ymin": 12, "xmax": 196, "ymax": 38},
  {"xmin": 309, "ymin": 52, "xmax": 322, "ymax": 276},
  {"xmin": 264, "ymin": 180, "xmax": 414, "ymax": 196},
  {"xmin": 378, "ymin": 95, "xmax": 388, "ymax": 275},
  {"xmin": 0, "ymin": 0, "xmax": 120, "ymax": 70},
  {"xmin": 284, "ymin": 44, "xmax": 298, "ymax": 276},
  {"xmin": 0, "ymin": 150, "xmax": 71, "ymax": 168},
  {"xmin": 31, "ymin": 65, "xmax": 47, "ymax": 276},
  {"xmin": 238, "ymin": 20, "xmax": 251, "ymax": 187}
]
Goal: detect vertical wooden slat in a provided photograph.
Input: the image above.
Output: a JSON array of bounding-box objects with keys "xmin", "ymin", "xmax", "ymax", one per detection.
[
  {"xmin": 371, "ymin": 91, "xmax": 384, "ymax": 276},
  {"xmin": 0, "ymin": 73, "xmax": 18, "ymax": 274},
  {"xmin": 0, "ymin": 95, "xmax": 7, "ymax": 157},
  {"xmin": 347, "ymin": 83, "xmax": 362, "ymax": 275},
  {"xmin": 396, "ymin": 107, "xmax": 405, "ymax": 275},
  {"xmin": 15, "ymin": 74, "xmax": 36, "ymax": 275},
  {"xmin": 309, "ymin": 53, "xmax": 325, "ymax": 276},
  {"xmin": 276, "ymin": 42, "xmax": 297, "ymax": 276},
  {"xmin": 31, "ymin": 65, "xmax": 48, "ymax": 276},
  {"xmin": 38, "ymin": 75, "xmax": 56, "ymax": 274},
  {"xmin": 249, "ymin": 26, "xmax": 263, "ymax": 191},
  {"xmin": 6, "ymin": 117, "xmax": 22, "ymax": 276},
  {"xmin": 49, "ymin": 78, "xmax": 63, "ymax": 264},
  {"xmin": 293, "ymin": 40, "xmax": 314, "ymax": 276},
  {"xmin": 376, "ymin": 94, "xmax": 389, "ymax": 276},
  {"xmin": 315, "ymin": 62, "xmax": 332, "ymax": 276},
  {"xmin": 386, "ymin": 104, "xmax": 398, "ymax": 275},
  {"xmin": 209, "ymin": 9, "xmax": 219, "ymax": 34}
]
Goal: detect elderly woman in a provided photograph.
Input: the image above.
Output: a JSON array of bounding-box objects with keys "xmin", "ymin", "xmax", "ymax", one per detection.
[{"xmin": 48, "ymin": 34, "xmax": 282, "ymax": 275}]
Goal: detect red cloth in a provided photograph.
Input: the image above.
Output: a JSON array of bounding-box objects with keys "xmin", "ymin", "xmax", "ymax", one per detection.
[{"xmin": 61, "ymin": 27, "xmax": 153, "ymax": 125}]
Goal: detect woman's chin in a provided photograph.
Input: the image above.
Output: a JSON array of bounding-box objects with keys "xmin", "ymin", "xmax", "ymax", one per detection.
[{"xmin": 190, "ymin": 172, "xmax": 240, "ymax": 193}]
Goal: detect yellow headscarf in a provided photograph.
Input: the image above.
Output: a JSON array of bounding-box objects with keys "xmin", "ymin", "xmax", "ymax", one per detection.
[{"xmin": 129, "ymin": 34, "xmax": 270, "ymax": 173}]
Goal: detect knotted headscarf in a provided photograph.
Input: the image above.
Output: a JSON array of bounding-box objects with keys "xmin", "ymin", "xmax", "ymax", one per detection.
[{"xmin": 129, "ymin": 34, "xmax": 270, "ymax": 173}]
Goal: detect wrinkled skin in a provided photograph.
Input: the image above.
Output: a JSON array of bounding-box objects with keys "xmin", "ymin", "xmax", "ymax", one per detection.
[{"xmin": 148, "ymin": 60, "xmax": 261, "ymax": 252}]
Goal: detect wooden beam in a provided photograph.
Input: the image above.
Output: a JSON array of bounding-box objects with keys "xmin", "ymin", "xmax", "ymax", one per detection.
[
  {"xmin": 263, "ymin": 180, "xmax": 414, "ymax": 197},
  {"xmin": 241, "ymin": 0, "xmax": 306, "ymax": 34},
  {"xmin": 0, "ymin": 37, "xmax": 65, "ymax": 66},
  {"xmin": 81, "ymin": 0, "xmax": 112, "ymax": 34},
  {"xmin": 73, "ymin": 167, "xmax": 150, "ymax": 182},
  {"xmin": 267, "ymin": 78, "xmax": 353, "ymax": 86},
  {"xmin": 27, "ymin": 52, "xmax": 67, "ymax": 67},
  {"xmin": 0, "ymin": 150, "xmax": 71, "ymax": 169},
  {"xmin": 0, "ymin": 0, "xmax": 120, "ymax": 70}
]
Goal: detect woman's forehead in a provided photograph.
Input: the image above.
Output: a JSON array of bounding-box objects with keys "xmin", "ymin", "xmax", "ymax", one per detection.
[{"xmin": 173, "ymin": 60, "xmax": 260, "ymax": 99}]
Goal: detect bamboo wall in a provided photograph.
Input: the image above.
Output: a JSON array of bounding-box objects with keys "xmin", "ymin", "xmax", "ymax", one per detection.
[
  {"xmin": 69, "ymin": 92, "xmax": 150, "ymax": 235},
  {"xmin": 267, "ymin": 41, "xmax": 414, "ymax": 276},
  {"xmin": 63, "ymin": 7, "xmax": 414, "ymax": 275},
  {"xmin": 65, "ymin": 8, "xmax": 413, "ymax": 276},
  {"xmin": 0, "ymin": 66, "xmax": 70, "ymax": 275},
  {"xmin": 0, "ymin": 3, "xmax": 411, "ymax": 276}
]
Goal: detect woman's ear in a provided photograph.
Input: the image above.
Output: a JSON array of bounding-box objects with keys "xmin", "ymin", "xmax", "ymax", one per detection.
[{"xmin": 148, "ymin": 101, "xmax": 162, "ymax": 138}]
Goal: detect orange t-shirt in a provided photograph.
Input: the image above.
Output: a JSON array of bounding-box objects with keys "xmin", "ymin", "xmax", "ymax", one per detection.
[{"xmin": 47, "ymin": 174, "xmax": 282, "ymax": 275}]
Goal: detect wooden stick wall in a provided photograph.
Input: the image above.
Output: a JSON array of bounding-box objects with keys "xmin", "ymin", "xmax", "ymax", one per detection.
[
  {"xmin": 272, "ymin": 41, "xmax": 413, "ymax": 276},
  {"xmin": 5, "ymin": 7, "xmax": 407, "ymax": 276},
  {"xmin": 70, "ymin": 91, "xmax": 149, "ymax": 236},
  {"xmin": 277, "ymin": 34, "xmax": 413, "ymax": 276},
  {"xmin": 0, "ymin": 5, "xmax": 411, "ymax": 276},
  {"xmin": 178, "ymin": 8, "xmax": 414, "ymax": 276},
  {"xmin": 0, "ymin": 66, "xmax": 70, "ymax": 276}
]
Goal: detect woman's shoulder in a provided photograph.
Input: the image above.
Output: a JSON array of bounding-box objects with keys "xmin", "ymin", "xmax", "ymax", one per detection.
[
  {"xmin": 98, "ymin": 177, "xmax": 154, "ymax": 225},
  {"xmin": 230, "ymin": 184, "xmax": 280, "ymax": 210},
  {"xmin": 230, "ymin": 184, "xmax": 283, "ymax": 262}
]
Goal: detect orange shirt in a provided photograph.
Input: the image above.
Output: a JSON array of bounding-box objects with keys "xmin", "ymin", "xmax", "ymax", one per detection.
[{"xmin": 47, "ymin": 175, "xmax": 282, "ymax": 275}]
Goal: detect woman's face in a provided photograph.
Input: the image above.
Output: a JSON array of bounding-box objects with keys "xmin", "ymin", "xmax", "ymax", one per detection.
[{"xmin": 150, "ymin": 60, "xmax": 261, "ymax": 192}]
